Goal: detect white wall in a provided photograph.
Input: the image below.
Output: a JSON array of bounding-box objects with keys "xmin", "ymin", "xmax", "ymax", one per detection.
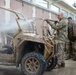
[{"xmin": 49, "ymin": 0, "xmax": 76, "ymax": 20}]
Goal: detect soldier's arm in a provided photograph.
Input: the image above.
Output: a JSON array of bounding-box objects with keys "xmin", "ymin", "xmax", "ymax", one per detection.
[{"xmin": 47, "ymin": 21, "xmax": 66, "ymax": 30}]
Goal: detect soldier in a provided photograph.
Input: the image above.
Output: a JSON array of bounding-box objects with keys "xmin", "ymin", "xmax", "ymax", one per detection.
[
  {"xmin": 45, "ymin": 12, "xmax": 68, "ymax": 67},
  {"xmin": 68, "ymin": 17, "xmax": 75, "ymax": 25},
  {"xmin": 66, "ymin": 17, "xmax": 75, "ymax": 60}
]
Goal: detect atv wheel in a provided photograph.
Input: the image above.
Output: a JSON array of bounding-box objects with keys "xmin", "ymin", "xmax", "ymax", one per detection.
[
  {"xmin": 21, "ymin": 52, "xmax": 46, "ymax": 75},
  {"xmin": 46, "ymin": 56, "xmax": 57, "ymax": 71}
]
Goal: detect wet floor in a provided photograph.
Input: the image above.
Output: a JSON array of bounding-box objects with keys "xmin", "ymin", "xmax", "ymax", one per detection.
[
  {"xmin": 0, "ymin": 60, "xmax": 76, "ymax": 75},
  {"xmin": 0, "ymin": 66, "xmax": 24, "ymax": 75},
  {"xmin": 44, "ymin": 60, "xmax": 76, "ymax": 75}
]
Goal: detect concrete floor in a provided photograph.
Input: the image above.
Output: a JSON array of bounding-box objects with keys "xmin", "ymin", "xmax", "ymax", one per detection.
[
  {"xmin": 44, "ymin": 60, "xmax": 76, "ymax": 75},
  {"xmin": 0, "ymin": 60, "xmax": 76, "ymax": 75}
]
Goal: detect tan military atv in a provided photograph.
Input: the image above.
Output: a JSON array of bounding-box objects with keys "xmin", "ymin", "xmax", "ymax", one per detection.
[{"xmin": 0, "ymin": 7, "xmax": 57, "ymax": 75}]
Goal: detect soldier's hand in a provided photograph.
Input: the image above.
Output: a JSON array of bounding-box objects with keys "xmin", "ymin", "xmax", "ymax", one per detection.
[{"xmin": 54, "ymin": 21, "xmax": 58, "ymax": 24}]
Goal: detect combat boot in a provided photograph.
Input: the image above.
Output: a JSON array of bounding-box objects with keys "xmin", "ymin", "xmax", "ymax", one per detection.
[{"xmin": 61, "ymin": 62, "xmax": 65, "ymax": 67}]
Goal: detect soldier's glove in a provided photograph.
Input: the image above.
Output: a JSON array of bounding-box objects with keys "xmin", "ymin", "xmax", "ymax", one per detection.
[{"xmin": 54, "ymin": 21, "xmax": 58, "ymax": 25}]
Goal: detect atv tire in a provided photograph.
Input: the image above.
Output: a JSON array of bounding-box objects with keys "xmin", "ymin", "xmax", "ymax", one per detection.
[
  {"xmin": 21, "ymin": 52, "xmax": 46, "ymax": 75},
  {"xmin": 46, "ymin": 56, "xmax": 57, "ymax": 71}
]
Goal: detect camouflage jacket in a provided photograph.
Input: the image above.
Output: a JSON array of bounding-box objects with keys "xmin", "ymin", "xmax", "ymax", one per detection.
[
  {"xmin": 48, "ymin": 18, "xmax": 68, "ymax": 42},
  {"xmin": 68, "ymin": 22, "xmax": 75, "ymax": 26}
]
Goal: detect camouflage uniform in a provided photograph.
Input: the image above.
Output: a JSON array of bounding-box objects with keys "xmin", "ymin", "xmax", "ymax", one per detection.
[
  {"xmin": 47, "ymin": 18, "xmax": 68, "ymax": 65},
  {"xmin": 66, "ymin": 22, "xmax": 76, "ymax": 59}
]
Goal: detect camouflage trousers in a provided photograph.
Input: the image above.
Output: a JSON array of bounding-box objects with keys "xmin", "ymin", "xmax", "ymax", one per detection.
[{"xmin": 57, "ymin": 43, "xmax": 65, "ymax": 65}]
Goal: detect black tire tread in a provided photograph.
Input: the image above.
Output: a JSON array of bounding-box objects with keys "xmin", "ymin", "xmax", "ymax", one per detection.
[
  {"xmin": 46, "ymin": 56, "xmax": 57, "ymax": 71},
  {"xmin": 21, "ymin": 52, "xmax": 46, "ymax": 75}
]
